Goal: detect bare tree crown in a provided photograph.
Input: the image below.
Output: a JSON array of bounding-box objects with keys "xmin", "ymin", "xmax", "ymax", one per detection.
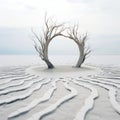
[{"xmin": 32, "ymin": 15, "xmax": 91, "ymax": 68}]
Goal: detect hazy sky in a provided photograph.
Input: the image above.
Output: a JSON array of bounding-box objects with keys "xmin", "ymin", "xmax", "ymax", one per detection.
[{"xmin": 0, "ymin": 0, "xmax": 120, "ymax": 55}]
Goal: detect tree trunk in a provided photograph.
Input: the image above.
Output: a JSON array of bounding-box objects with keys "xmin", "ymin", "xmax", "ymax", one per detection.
[
  {"xmin": 43, "ymin": 41, "xmax": 54, "ymax": 69},
  {"xmin": 44, "ymin": 59, "xmax": 54, "ymax": 69},
  {"xmin": 76, "ymin": 45, "xmax": 84, "ymax": 67}
]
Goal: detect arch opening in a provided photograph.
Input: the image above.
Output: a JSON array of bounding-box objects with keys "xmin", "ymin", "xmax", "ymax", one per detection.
[{"xmin": 48, "ymin": 36, "xmax": 79, "ymax": 66}]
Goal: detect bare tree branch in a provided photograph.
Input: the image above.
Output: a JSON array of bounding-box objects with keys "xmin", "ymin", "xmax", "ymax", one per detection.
[{"xmin": 63, "ymin": 24, "xmax": 90, "ymax": 67}]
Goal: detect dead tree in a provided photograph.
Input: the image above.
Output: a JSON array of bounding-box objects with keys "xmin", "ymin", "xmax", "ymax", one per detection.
[
  {"xmin": 63, "ymin": 25, "xmax": 91, "ymax": 67},
  {"xmin": 32, "ymin": 16, "xmax": 65, "ymax": 69}
]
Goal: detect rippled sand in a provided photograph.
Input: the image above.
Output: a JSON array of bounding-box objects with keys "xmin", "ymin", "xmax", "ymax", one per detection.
[{"xmin": 0, "ymin": 55, "xmax": 120, "ymax": 120}]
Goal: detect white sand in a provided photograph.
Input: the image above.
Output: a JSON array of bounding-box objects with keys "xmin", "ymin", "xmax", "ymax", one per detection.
[{"xmin": 0, "ymin": 55, "xmax": 120, "ymax": 120}]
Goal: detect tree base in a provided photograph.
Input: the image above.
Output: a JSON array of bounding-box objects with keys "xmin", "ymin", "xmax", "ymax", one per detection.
[
  {"xmin": 44, "ymin": 59, "xmax": 54, "ymax": 69},
  {"xmin": 48, "ymin": 65, "xmax": 54, "ymax": 69}
]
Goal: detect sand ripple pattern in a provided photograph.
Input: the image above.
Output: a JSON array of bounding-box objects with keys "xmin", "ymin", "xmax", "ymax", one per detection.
[{"xmin": 0, "ymin": 65, "xmax": 120, "ymax": 120}]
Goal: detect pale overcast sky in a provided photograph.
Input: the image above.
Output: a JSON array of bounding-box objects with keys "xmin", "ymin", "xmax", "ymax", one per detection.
[{"xmin": 0, "ymin": 0, "xmax": 120, "ymax": 55}]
